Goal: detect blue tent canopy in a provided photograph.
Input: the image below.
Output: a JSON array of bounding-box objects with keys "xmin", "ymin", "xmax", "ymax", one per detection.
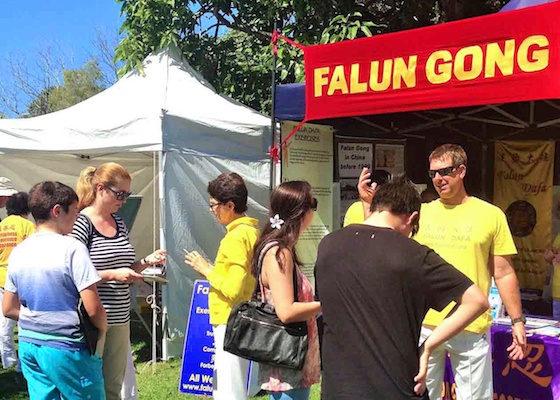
[
  {"xmin": 500, "ymin": 0, "xmax": 555, "ymax": 12},
  {"xmin": 274, "ymin": 0, "xmax": 557, "ymax": 121}
]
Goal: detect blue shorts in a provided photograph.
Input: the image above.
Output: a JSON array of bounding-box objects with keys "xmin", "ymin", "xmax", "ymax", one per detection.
[{"xmin": 19, "ymin": 341, "xmax": 105, "ymax": 400}]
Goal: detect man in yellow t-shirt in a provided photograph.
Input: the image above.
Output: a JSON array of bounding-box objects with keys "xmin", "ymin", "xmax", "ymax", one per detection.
[
  {"xmin": 0, "ymin": 192, "xmax": 35, "ymax": 369},
  {"xmin": 415, "ymin": 144, "xmax": 525, "ymax": 400}
]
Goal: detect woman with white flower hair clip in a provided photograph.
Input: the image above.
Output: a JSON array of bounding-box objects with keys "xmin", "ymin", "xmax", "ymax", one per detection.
[{"xmin": 251, "ymin": 181, "xmax": 321, "ymax": 400}]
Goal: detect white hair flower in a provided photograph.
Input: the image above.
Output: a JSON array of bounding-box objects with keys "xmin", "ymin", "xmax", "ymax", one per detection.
[{"xmin": 270, "ymin": 214, "xmax": 284, "ymax": 230}]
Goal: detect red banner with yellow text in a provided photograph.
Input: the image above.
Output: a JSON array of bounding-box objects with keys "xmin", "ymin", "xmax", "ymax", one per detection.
[
  {"xmin": 303, "ymin": 2, "xmax": 560, "ymax": 120},
  {"xmin": 494, "ymin": 141, "xmax": 555, "ymax": 290}
]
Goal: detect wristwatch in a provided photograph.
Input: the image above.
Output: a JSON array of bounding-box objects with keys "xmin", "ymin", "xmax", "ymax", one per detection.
[{"xmin": 511, "ymin": 315, "xmax": 527, "ymax": 325}]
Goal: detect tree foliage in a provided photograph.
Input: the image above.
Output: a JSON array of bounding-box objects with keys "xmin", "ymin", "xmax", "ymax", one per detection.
[
  {"xmin": 26, "ymin": 60, "xmax": 105, "ymax": 117},
  {"xmin": 115, "ymin": 0, "xmax": 509, "ymax": 113}
]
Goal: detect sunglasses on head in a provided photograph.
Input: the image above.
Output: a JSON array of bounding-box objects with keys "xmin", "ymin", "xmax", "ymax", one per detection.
[
  {"xmin": 107, "ymin": 187, "xmax": 132, "ymax": 201},
  {"xmin": 310, "ymin": 197, "xmax": 318, "ymax": 211},
  {"xmin": 428, "ymin": 166, "xmax": 458, "ymax": 179}
]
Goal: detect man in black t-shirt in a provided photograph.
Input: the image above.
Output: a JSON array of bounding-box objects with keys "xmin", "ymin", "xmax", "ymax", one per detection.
[{"xmin": 315, "ymin": 175, "xmax": 488, "ymax": 400}]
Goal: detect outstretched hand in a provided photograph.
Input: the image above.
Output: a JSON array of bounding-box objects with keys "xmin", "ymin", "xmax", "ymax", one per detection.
[
  {"xmin": 184, "ymin": 250, "xmax": 213, "ymax": 278},
  {"xmin": 144, "ymin": 249, "xmax": 167, "ymax": 265},
  {"xmin": 113, "ymin": 267, "xmax": 144, "ymax": 284}
]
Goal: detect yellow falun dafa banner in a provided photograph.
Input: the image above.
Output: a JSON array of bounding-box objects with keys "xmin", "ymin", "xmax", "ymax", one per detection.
[{"xmin": 494, "ymin": 140, "xmax": 555, "ymax": 289}]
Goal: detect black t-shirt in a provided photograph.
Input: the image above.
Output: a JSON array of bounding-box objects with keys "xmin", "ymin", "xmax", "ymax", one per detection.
[{"xmin": 315, "ymin": 224, "xmax": 473, "ymax": 400}]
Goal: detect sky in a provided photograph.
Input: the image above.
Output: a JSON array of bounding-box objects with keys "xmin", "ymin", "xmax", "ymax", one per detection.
[
  {"xmin": 0, "ymin": 1, "xmax": 124, "ymax": 116},
  {"xmin": 0, "ymin": 0, "xmax": 123, "ymax": 64}
]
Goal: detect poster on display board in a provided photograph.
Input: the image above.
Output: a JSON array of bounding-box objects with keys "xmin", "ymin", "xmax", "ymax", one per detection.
[
  {"xmin": 179, "ymin": 280, "xmax": 259, "ymax": 396},
  {"xmin": 336, "ymin": 140, "xmax": 404, "ymax": 228},
  {"xmin": 493, "ymin": 140, "xmax": 555, "ymax": 290},
  {"xmin": 337, "ymin": 141, "xmax": 373, "ymax": 228},
  {"xmin": 281, "ymin": 121, "xmax": 333, "ymax": 284}
]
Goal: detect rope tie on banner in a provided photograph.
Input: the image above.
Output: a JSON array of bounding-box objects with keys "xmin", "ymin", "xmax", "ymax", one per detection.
[
  {"xmin": 269, "ymin": 119, "xmax": 307, "ymax": 164},
  {"xmin": 270, "ymin": 30, "xmax": 307, "ymax": 163},
  {"xmin": 271, "ymin": 30, "xmax": 305, "ymax": 55}
]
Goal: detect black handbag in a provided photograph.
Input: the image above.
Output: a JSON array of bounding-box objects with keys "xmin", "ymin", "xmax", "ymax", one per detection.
[
  {"xmin": 223, "ymin": 242, "xmax": 308, "ymax": 370},
  {"xmin": 77, "ymin": 298, "xmax": 99, "ymax": 356}
]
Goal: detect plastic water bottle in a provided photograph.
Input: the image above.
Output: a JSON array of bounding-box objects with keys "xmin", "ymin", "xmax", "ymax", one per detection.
[{"xmin": 488, "ymin": 278, "xmax": 505, "ymax": 320}]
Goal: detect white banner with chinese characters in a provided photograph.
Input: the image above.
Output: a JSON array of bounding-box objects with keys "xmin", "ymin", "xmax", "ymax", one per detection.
[{"xmin": 281, "ymin": 121, "xmax": 333, "ymax": 284}]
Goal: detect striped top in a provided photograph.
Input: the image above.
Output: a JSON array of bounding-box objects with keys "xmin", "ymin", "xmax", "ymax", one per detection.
[{"xmin": 70, "ymin": 213, "xmax": 136, "ymax": 325}]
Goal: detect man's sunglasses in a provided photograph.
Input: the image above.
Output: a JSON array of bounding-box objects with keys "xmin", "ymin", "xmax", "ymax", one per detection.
[
  {"xmin": 107, "ymin": 187, "xmax": 132, "ymax": 201},
  {"xmin": 428, "ymin": 166, "xmax": 459, "ymax": 179},
  {"xmin": 310, "ymin": 197, "xmax": 318, "ymax": 211}
]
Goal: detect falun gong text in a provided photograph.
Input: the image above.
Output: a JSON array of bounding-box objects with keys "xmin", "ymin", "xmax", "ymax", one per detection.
[{"xmin": 302, "ymin": 2, "xmax": 560, "ymax": 121}]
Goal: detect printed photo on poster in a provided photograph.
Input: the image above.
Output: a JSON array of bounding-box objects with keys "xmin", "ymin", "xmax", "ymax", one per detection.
[{"xmin": 375, "ymin": 144, "xmax": 404, "ymax": 175}]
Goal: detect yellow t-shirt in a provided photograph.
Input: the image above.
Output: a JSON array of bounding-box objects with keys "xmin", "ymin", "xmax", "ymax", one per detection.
[
  {"xmin": 206, "ymin": 216, "xmax": 259, "ymax": 325},
  {"xmin": 415, "ymin": 197, "xmax": 517, "ymax": 334},
  {"xmin": 343, "ymin": 201, "xmax": 366, "ymax": 227},
  {"xmin": 551, "ymin": 234, "xmax": 560, "ymax": 299},
  {"xmin": 0, "ymin": 215, "xmax": 36, "ymax": 287}
]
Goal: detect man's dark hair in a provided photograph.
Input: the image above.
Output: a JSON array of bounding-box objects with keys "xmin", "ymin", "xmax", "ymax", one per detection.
[
  {"xmin": 207, "ymin": 172, "xmax": 248, "ymax": 213},
  {"xmin": 370, "ymin": 174, "xmax": 421, "ymax": 235},
  {"xmin": 29, "ymin": 181, "xmax": 78, "ymax": 223},
  {"xmin": 6, "ymin": 192, "xmax": 30, "ymax": 216}
]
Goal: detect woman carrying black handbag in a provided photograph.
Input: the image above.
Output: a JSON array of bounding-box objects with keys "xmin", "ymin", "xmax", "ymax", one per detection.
[{"xmin": 251, "ymin": 181, "xmax": 322, "ymax": 400}]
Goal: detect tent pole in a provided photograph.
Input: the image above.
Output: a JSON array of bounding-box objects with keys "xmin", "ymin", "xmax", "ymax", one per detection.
[
  {"xmin": 158, "ymin": 150, "xmax": 169, "ymax": 365},
  {"xmin": 269, "ymin": 20, "xmax": 278, "ymax": 191}
]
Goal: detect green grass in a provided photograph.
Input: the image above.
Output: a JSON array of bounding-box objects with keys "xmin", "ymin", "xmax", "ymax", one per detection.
[
  {"xmin": 135, "ymin": 358, "xmax": 321, "ymax": 399},
  {"xmin": 0, "ymin": 314, "xmax": 321, "ymax": 399}
]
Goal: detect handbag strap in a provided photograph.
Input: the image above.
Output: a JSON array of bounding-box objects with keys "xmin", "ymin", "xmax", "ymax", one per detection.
[{"xmin": 253, "ymin": 241, "xmax": 299, "ymax": 302}]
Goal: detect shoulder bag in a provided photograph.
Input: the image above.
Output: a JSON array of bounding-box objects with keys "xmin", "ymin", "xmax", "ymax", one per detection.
[
  {"xmin": 223, "ymin": 241, "xmax": 308, "ymax": 369},
  {"xmin": 77, "ymin": 298, "xmax": 99, "ymax": 356}
]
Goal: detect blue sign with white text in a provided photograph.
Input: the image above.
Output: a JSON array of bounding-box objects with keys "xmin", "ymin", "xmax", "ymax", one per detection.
[{"xmin": 179, "ymin": 280, "xmax": 214, "ymax": 395}]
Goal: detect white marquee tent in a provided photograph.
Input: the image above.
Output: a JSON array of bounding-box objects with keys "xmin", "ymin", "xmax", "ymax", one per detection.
[{"xmin": 0, "ymin": 46, "xmax": 272, "ymax": 358}]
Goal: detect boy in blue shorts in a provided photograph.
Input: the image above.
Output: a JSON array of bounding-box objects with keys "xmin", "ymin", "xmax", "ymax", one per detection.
[{"xmin": 2, "ymin": 181, "xmax": 107, "ymax": 400}]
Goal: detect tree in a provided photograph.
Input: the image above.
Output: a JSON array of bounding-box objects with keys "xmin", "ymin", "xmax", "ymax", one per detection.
[
  {"xmin": 0, "ymin": 43, "xmax": 66, "ymax": 117},
  {"xmin": 115, "ymin": 0, "xmax": 509, "ymax": 113},
  {"xmin": 0, "ymin": 30, "xmax": 120, "ymax": 119},
  {"xmin": 26, "ymin": 60, "xmax": 105, "ymax": 117},
  {"xmin": 90, "ymin": 26, "xmax": 122, "ymax": 86}
]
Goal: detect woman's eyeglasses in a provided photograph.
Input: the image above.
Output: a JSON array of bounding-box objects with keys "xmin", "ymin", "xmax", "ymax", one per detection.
[
  {"xmin": 209, "ymin": 201, "xmax": 224, "ymax": 210},
  {"xmin": 428, "ymin": 166, "xmax": 458, "ymax": 179},
  {"xmin": 107, "ymin": 187, "xmax": 132, "ymax": 201}
]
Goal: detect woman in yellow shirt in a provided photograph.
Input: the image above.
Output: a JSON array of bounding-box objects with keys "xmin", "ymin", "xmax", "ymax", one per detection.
[{"xmin": 184, "ymin": 172, "xmax": 259, "ymax": 400}]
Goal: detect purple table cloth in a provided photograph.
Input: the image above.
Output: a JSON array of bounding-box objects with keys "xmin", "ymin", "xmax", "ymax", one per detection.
[{"xmin": 442, "ymin": 324, "xmax": 560, "ymax": 399}]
